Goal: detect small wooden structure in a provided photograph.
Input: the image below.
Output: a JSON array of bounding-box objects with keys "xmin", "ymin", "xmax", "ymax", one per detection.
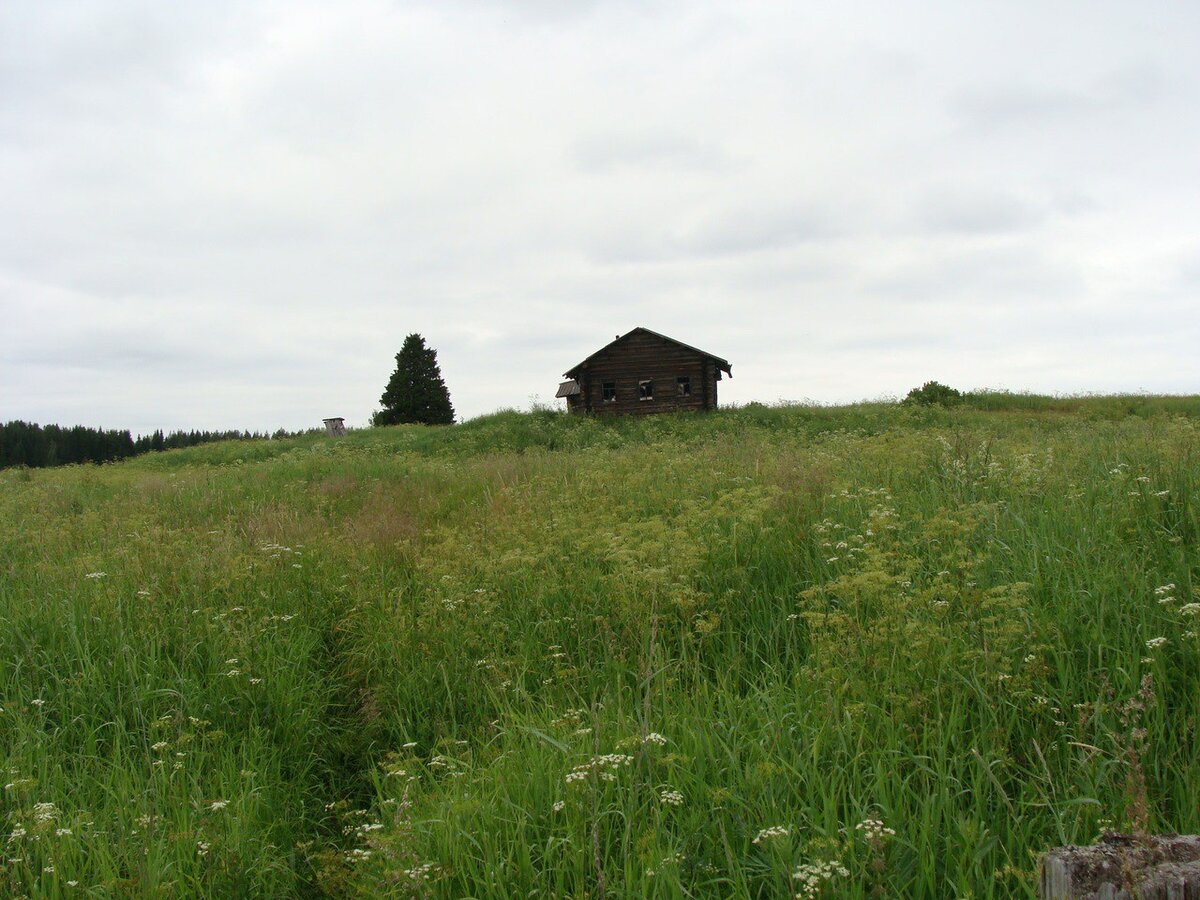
[
  {"xmin": 1041, "ymin": 833, "xmax": 1200, "ymax": 898},
  {"xmin": 557, "ymin": 327, "xmax": 731, "ymax": 416},
  {"xmin": 322, "ymin": 417, "xmax": 346, "ymax": 437}
]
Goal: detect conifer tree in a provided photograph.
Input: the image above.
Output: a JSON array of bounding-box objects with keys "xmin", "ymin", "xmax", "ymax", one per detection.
[{"xmin": 372, "ymin": 334, "xmax": 455, "ymax": 426}]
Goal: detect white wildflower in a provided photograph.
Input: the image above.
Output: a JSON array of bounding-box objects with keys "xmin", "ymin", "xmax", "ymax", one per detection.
[
  {"xmin": 1145, "ymin": 637, "xmax": 1168, "ymax": 649},
  {"xmin": 752, "ymin": 825, "xmax": 791, "ymax": 844},
  {"xmin": 565, "ymin": 753, "xmax": 633, "ymax": 786},
  {"xmin": 659, "ymin": 788, "xmax": 684, "ymax": 807},
  {"xmin": 33, "ymin": 802, "xmax": 57, "ymax": 823},
  {"xmin": 792, "ymin": 860, "xmax": 850, "ymax": 899},
  {"xmin": 856, "ymin": 817, "xmax": 896, "ymax": 842}
]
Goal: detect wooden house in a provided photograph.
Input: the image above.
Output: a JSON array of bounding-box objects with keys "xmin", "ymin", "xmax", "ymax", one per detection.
[{"xmin": 556, "ymin": 328, "xmax": 732, "ymax": 415}]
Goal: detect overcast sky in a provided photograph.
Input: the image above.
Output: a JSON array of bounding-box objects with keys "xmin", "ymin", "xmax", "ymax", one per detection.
[{"xmin": 2, "ymin": 0, "xmax": 1198, "ymax": 432}]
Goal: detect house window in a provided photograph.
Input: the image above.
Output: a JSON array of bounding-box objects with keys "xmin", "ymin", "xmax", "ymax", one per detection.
[
  {"xmin": 677, "ymin": 376, "xmax": 691, "ymax": 396},
  {"xmin": 638, "ymin": 380, "xmax": 654, "ymax": 400},
  {"xmin": 602, "ymin": 382, "xmax": 617, "ymax": 402}
]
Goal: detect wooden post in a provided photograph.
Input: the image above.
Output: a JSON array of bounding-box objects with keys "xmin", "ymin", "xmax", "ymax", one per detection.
[{"xmin": 1040, "ymin": 834, "xmax": 1200, "ymax": 899}]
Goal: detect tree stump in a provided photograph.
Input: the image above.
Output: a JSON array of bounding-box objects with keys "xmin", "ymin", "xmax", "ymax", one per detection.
[{"xmin": 1041, "ymin": 833, "xmax": 1200, "ymax": 898}]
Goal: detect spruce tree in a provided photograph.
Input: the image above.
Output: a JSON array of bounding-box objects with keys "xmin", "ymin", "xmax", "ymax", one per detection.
[{"xmin": 372, "ymin": 334, "xmax": 455, "ymax": 426}]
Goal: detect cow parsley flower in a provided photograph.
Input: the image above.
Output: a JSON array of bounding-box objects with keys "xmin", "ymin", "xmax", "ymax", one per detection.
[
  {"xmin": 33, "ymin": 803, "xmax": 57, "ymax": 823},
  {"xmin": 793, "ymin": 860, "xmax": 849, "ymax": 899},
  {"xmin": 565, "ymin": 754, "xmax": 633, "ymax": 786},
  {"xmin": 752, "ymin": 825, "xmax": 791, "ymax": 844},
  {"xmin": 856, "ymin": 817, "xmax": 896, "ymax": 842},
  {"xmin": 659, "ymin": 788, "xmax": 684, "ymax": 807}
]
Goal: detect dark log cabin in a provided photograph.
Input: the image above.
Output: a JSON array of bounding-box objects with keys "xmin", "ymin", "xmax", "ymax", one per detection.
[{"xmin": 556, "ymin": 328, "xmax": 732, "ymax": 415}]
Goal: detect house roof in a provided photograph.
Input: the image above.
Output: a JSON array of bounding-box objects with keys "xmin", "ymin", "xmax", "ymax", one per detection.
[
  {"xmin": 555, "ymin": 379, "xmax": 581, "ymax": 398},
  {"xmin": 563, "ymin": 327, "xmax": 732, "ymax": 379}
]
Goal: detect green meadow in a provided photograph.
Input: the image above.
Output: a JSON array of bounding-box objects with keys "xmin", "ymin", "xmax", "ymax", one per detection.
[{"xmin": 2, "ymin": 395, "xmax": 1199, "ymax": 898}]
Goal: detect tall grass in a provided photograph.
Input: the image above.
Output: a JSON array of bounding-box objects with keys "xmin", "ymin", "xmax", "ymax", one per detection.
[{"xmin": 0, "ymin": 398, "xmax": 1197, "ymax": 896}]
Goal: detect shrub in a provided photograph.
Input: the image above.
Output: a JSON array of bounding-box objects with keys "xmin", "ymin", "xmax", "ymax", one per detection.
[{"xmin": 903, "ymin": 380, "xmax": 963, "ymax": 406}]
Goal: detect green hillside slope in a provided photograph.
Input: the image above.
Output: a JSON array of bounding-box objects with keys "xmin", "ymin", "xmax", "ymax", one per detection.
[{"xmin": 1, "ymin": 398, "xmax": 1198, "ymax": 897}]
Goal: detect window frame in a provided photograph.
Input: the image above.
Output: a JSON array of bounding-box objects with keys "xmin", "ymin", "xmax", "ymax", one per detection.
[
  {"xmin": 602, "ymin": 381, "xmax": 617, "ymax": 402},
  {"xmin": 677, "ymin": 376, "xmax": 691, "ymax": 397},
  {"xmin": 638, "ymin": 379, "xmax": 654, "ymax": 401}
]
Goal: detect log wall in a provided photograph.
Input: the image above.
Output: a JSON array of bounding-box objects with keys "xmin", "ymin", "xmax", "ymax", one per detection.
[{"xmin": 575, "ymin": 331, "xmax": 721, "ymax": 415}]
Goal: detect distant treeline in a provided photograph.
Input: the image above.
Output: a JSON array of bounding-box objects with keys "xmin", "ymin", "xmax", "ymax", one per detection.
[{"xmin": 0, "ymin": 421, "xmax": 301, "ymax": 470}]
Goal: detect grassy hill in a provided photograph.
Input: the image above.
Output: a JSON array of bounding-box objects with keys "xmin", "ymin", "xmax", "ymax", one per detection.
[{"xmin": 1, "ymin": 396, "xmax": 1198, "ymax": 897}]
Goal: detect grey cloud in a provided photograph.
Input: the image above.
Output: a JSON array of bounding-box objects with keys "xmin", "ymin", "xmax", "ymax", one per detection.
[
  {"xmin": 1177, "ymin": 253, "xmax": 1200, "ymax": 287},
  {"xmin": 444, "ymin": 0, "xmax": 611, "ymax": 24},
  {"xmin": 0, "ymin": 1, "xmax": 246, "ymax": 127},
  {"xmin": 862, "ymin": 245, "xmax": 1085, "ymax": 305},
  {"xmin": 572, "ymin": 132, "xmax": 734, "ymax": 173},
  {"xmin": 950, "ymin": 63, "xmax": 1166, "ymax": 128},
  {"xmin": 684, "ymin": 205, "xmax": 837, "ymax": 256},
  {"xmin": 588, "ymin": 203, "xmax": 838, "ymax": 264},
  {"xmin": 916, "ymin": 189, "xmax": 1049, "ymax": 236}
]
